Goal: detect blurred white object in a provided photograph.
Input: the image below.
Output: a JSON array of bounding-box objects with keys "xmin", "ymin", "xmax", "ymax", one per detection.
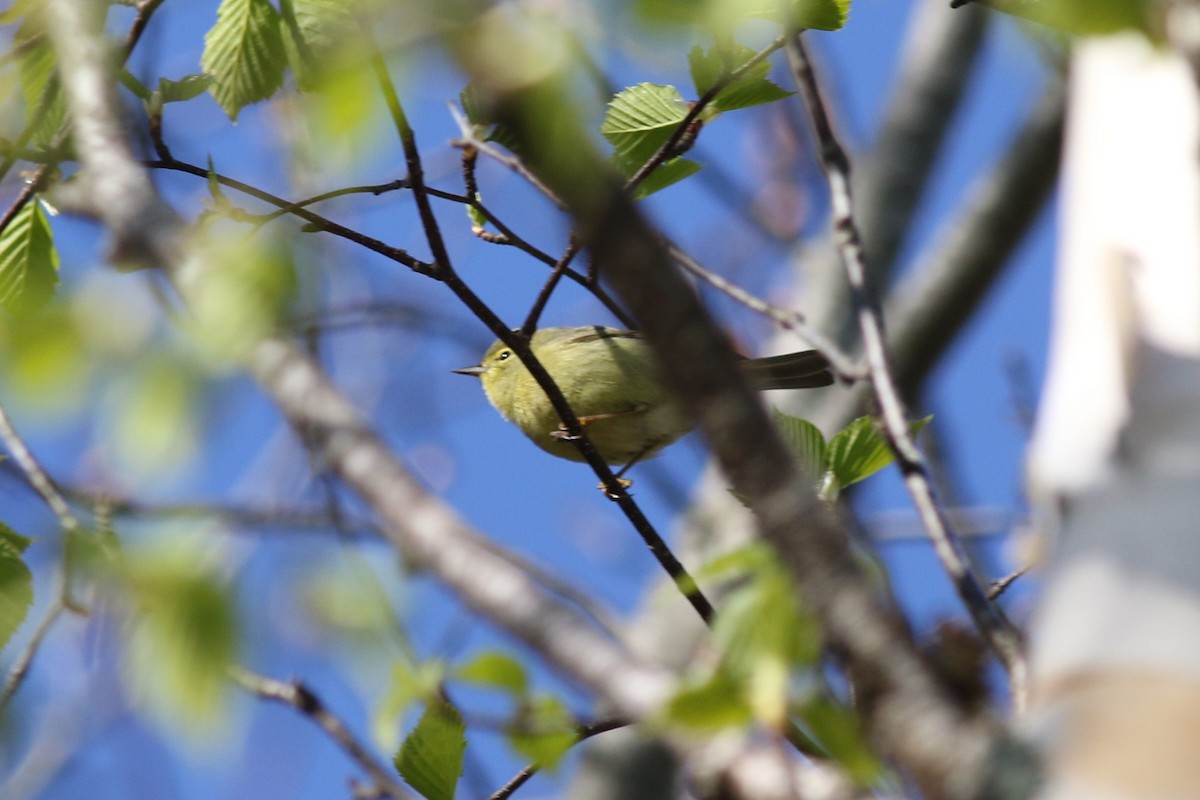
[{"xmin": 1027, "ymin": 32, "xmax": 1200, "ymax": 800}]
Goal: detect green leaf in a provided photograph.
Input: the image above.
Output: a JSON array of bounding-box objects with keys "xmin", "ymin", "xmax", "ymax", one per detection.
[
  {"xmin": 185, "ymin": 231, "xmax": 298, "ymax": 360},
  {"xmin": 602, "ymin": 83, "xmax": 701, "ymax": 194},
  {"xmin": 979, "ymin": 0, "xmax": 1150, "ymax": 35},
  {"xmin": 798, "ymin": 697, "xmax": 884, "ymax": 784},
  {"xmin": 714, "ymin": 550, "xmax": 822, "ymax": 726},
  {"xmin": 0, "ymin": 198, "xmax": 59, "ymax": 314},
  {"xmin": 119, "ymin": 69, "xmax": 152, "ymax": 101},
  {"xmin": 719, "ymin": 0, "xmax": 851, "ymax": 30},
  {"xmin": 394, "ymin": 700, "xmax": 467, "ymax": 800},
  {"xmin": 373, "ymin": 659, "xmax": 446, "ymax": 752},
  {"xmin": 123, "ymin": 535, "xmax": 238, "ymax": 737},
  {"xmin": 201, "ymin": 0, "xmax": 286, "ymax": 121},
  {"xmin": 0, "ymin": 523, "xmax": 33, "ymax": 652},
  {"xmin": 664, "ymin": 668, "xmax": 753, "ymax": 732},
  {"xmin": 456, "ymin": 650, "xmax": 528, "ymax": 696},
  {"xmin": 159, "ymin": 74, "xmax": 215, "ymax": 104},
  {"xmin": 825, "ymin": 415, "xmax": 931, "ymax": 493},
  {"xmin": 280, "ymin": 0, "xmax": 359, "ymax": 91},
  {"xmin": 14, "ymin": 22, "xmax": 68, "ymax": 146},
  {"xmin": 508, "ymin": 695, "xmax": 577, "ymax": 770},
  {"xmin": 771, "ymin": 409, "xmax": 826, "ymax": 484},
  {"xmin": 688, "ymin": 46, "xmax": 792, "ymax": 113}
]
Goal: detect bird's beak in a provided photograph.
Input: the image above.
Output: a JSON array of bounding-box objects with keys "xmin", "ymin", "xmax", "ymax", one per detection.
[{"xmin": 453, "ymin": 365, "xmax": 486, "ymax": 377}]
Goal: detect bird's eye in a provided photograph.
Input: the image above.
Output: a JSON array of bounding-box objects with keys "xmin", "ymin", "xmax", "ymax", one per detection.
[{"xmin": 497, "ymin": 350, "xmax": 512, "ymax": 361}]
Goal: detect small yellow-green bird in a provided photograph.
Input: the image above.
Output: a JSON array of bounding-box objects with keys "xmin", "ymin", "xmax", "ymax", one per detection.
[{"xmin": 455, "ymin": 326, "xmax": 833, "ymax": 466}]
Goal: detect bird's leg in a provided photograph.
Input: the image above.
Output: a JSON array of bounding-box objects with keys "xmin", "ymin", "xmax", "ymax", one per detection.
[{"xmin": 549, "ymin": 404, "xmax": 649, "ymax": 442}]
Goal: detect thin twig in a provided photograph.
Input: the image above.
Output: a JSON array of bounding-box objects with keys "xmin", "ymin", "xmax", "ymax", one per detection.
[
  {"xmin": 624, "ymin": 36, "xmax": 786, "ymax": 195},
  {"xmin": 232, "ymin": 668, "xmax": 413, "ymax": 800},
  {"xmin": 784, "ymin": 31, "xmax": 1026, "ymax": 700},
  {"xmin": 0, "ymin": 404, "xmax": 82, "ymax": 538},
  {"xmin": 0, "ymin": 597, "xmax": 67, "ymax": 711},
  {"xmin": 667, "ymin": 244, "xmax": 862, "ymax": 381},
  {"xmin": 366, "ymin": 28, "xmax": 716, "ymax": 625},
  {"xmin": 488, "ymin": 717, "xmax": 629, "ymax": 800},
  {"xmin": 988, "ymin": 566, "xmax": 1030, "ymax": 601}
]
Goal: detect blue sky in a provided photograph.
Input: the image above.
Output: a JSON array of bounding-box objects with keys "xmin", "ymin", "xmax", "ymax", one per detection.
[{"xmin": 0, "ymin": 1, "xmax": 1053, "ymax": 797}]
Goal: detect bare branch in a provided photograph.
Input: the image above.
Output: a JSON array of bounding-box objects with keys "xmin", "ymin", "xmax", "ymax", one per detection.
[
  {"xmin": 232, "ymin": 668, "xmax": 414, "ymax": 800},
  {"xmin": 785, "ymin": 30, "xmax": 1027, "ymax": 702}
]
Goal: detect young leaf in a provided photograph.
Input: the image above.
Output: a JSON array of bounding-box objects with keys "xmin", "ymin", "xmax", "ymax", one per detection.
[
  {"xmin": 0, "ymin": 198, "xmax": 60, "ymax": 314},
  {"xmin": 280, "ymin": 0, "xmax": 358, "ymax": 91},
  {"xmin": 664, "ymin": 668, "xmax": 753, "ymax": 732},
  {"xmin": 374, "ymin": 659, "xmax": 446, "ymax": 752},
  {"xmin": 688, "ymin": 46, "xmax": 792, "ymax": 114},
  {"xmin": 201, "ymin": 0, "xmax": 286, "ymax": 121},
  {"xmin": 394, "ymin": 700, "xmax": 467, "ymax": 800},
  {"xmin": 0, "ymin": 524, "xmax": 33, "ymax": 652},
  {"xmin": 508, "ymin": 695, "xmax": 576, "ymax": 770},
  {"xmin": 456, "ymin": 650, "xmax": 528, "ymax": 696},
  {"xmin": 719, "ymin": 0, "xmax": 851, "ymax": 31},
  {"xmin": 825, "ymin": 415, "xmax": 931, "ymax": 492},
  {"xmin": 159, "ymin": 74, "xmax": 215, "ymax": 104},
  {"xmin": 123, "ymin": 536, "xmax": 239, "ymax": 737},
  {"xmin": 602, "ymin": 84, "xmax": 697, "ymax": 170},
  {"xmin": 14, "ymin": 24, "xmax": 68, "ymax": 147},
  {"xmin": 771, "ymin": 409, "xmax": 827, "ymax": 485},
  {"xmin": 798, "ymin": 696, "xmax": 884, "ymax": 784}
]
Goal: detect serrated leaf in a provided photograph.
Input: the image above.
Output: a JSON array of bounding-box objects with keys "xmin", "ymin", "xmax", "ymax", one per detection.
[
  {"xmin": 0, "ymin": 198, "xmax": 59, "ymax": 314},
  {"xmin": 14, "ymin": 23, "xmax": 67, "ymax": 147},
  {"xmin": 772, "ymin": 409, "xmax": 826, "ymax": 484},
  {"xmin": 688, "ymin": 45, "xmax": 792, "ymax": 113},
  {"xmin": 508, "ymin": 695, "xmax": 576, "ymax": 770},
  {"xmin": 826, "ymin": 415, "xmax": 930, "ymax": 492},
  {"xmin": 0, "ymin": 523, "xmax": 33, "ymax": 652},
  {"xmin": 201, "ymin": 0, "xmax": 286, "ymax": 121},
  {"xmin": 602, "ymin": 83, "xmax": 692, "ymax": 166},
  {"xmin": 394, "ymin": 700, "xmax": 466, "ymax": 800},
  {"xmin": 159, "ymin": 74, "xmax": 215, "ymax": 104},
  {"xmin": 456, "ymin": 650, "xmax": 528, "ymax": 696}
]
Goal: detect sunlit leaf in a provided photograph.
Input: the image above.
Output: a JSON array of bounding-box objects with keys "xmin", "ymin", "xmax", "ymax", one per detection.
[
  {"xmin": 201, "ymin": 0, "xmax": 286, "ymax": 121},
  {"xmin": 123, "ymin": 535, "xmax": 238, "ymax": 738},
  {"xmin": 508, "ymin": 695, "xmax": 576, "ymax": 770},
  {"xmin": 664, "ymin": 668, "xmax": 753, "ymax": 732},
  {"xmin": 979, "ymin": 0, "xmax": 1150, "ymax": 35},
  {"xmin": 0, "ymin": 303, "xmax": 90, "ymax": 416},
  {"xmin": 602, "ymin": 83, "xmax": 702, "ymax": 195},
  {"xmin": 0, "ymin": 524, "xmax": 33, "ymax": 652},
  {"xmin": 826, "ymin": 415, "xmax": 931, "ymax": 494},
  {"xmin": 688, "ymin": 45, "xmax": 792, "ymax": 113},
  {"xmin": 798, "ymin": 696, "xmax": 884, "ymax": 783},
  {"xmin": 0, "ymin": 198, "xmax": 59, "ymax": 314},
  {"xmin": 280, "ymin": 0, "xmax": 359, "ymax": 91},
  {"xmin": 185, "ymin": 231, "xmax": 298, "ymax": 360},
  {"xmin": 771, "ymin": 409, "xmax": 827, "ymax": 486},
  {"xmin": 106, "ymin": 355, "xmax": 201, "ymax": 477},
  {"xmin": 394, "ymin": 700, "xmax": 466, "ymax": 800},
  {"xmin": 375, "ymin": 659, "xmax": 445, "ymax": 752},
  {"xmin": 14, "ymin": 22, "xmax": 67, "ymax": 146},
  {"xmin": 456, "ymin": 650, "xmax": 528, "ymax": 696},
  {"xmin": 159, "ymin": 74, "xmax": 216, "ymax": 104}
]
